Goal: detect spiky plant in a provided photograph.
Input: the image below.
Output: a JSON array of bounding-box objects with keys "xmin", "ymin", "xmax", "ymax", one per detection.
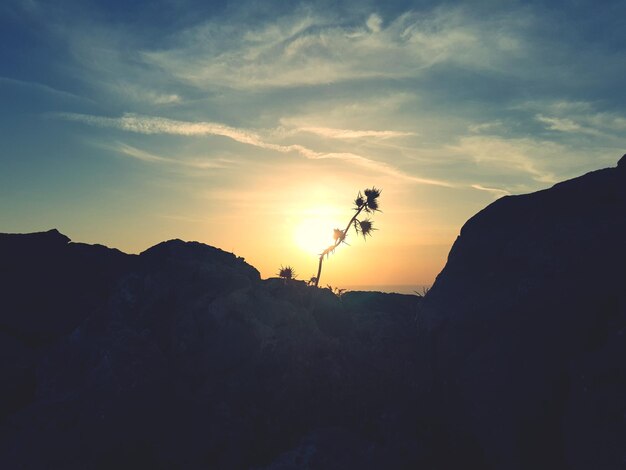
[
  {"xmin": 313, "ymin": 187, "xmax": 381, "ymax": 287},
  {"xmin": 278, "ymin": 265, "xmax": 297, "ymax": 281}
]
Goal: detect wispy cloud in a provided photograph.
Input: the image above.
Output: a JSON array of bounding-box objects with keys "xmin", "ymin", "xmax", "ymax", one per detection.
[
  {"xmin": 58, "ymin": 112, "xmax": 452, "ymax": 186},
  {"xmin": 114, "ymin": 83, "xmax": 181, "ymax": 105},
  {"xmin": 116, "ymin": 143, "xmax": 170, "ymax": 163},
  {"xmin": 450, "ymin": 135, "xmax": 560, "ymax": 184},
  {"xmin": 470, "ymin": 184, "xmax": 510, "ymax": 197},
  {"xmin": 0, "ymin": 76, "xmax": 92, "ymax": 104},
  {"xmin": 58, "ymin": 111, "xmax": 332, "ymax": 158},
  {"xmin": 519, "ymin": 100, "xmax": 626, "ymax": 139},
  {"xmin": 295, "ymin": 126, "xmax": 415, "ymax": 139},
  {"xmin": 535, "ymin": 114, "xmax": 603, "ymax": 136},
  {"xmin": 59, "ymin": 112, "xmax": 264, "ymax": 141},
  {"xmin": 535, "ymin": 114, "xmax": 584, "ymax": 132},
  {"xmin": 114, "ymin": 142, "xmax": 234, "ymax": 170},
  {"xmin": 366, "ymin": 13, "xmax": 383, "ymax": 33},
  {"xmin": 142, "ymin": 8, "xmax": 528, "ymax": 90},
  {"xmin": 312, "ymin": 151, "xmax": 454, "ymax": 187},
  {"xmin": 468, "ymin": 121, "xmax": 503, "ymax": 134}
]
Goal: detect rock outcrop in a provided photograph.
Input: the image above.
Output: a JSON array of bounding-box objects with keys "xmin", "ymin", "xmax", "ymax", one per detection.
[
  {"xmin": 1, "ymin": 156, "xmax": 624, "ymax": 469},
  {"xmin": 0, "ymin": 231, "xmax": 424, "ymax": 469},
  {"xmin": 419, "ymin": 156, "xmax": 626, "ymax": 469},
  {"xmin": 0, "ymin": 229, "xmax": 134, "ymax": 346}
]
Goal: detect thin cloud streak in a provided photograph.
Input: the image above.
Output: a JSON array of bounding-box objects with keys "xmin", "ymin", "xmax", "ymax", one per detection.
[
  {"xmin": 296, "ymin": 126, "xmax": 415, "ymax": 139},
  {"xmin": 313, "ymin": 151, "xmax": 454, "ymax": 187},
  {"xmin": 470, "ymin": 184, "xmax": 511, "ymax": 197},
  {"xmin": 59, "ymin": 112, "xmax": 453, "ymax": 187},
  {"xmin": 115, "ymin": 142, "xmax": 233, "ymax": 170},
  {"xmin": 0, "ymin": 76, "xmax": 93, "ymax": 104},
  {"xmin": 535, "ymin": 114, "xmax": 602, "ymax": 136}
]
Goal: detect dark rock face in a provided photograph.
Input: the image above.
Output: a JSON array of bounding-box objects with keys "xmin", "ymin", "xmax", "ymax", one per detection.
[
  {"xmin": 0, "ymin": 229, "xmax": 135, "ymax": 422},
  {"xmin": 3, "ymin": 157, "xmax": 623, "ymax": 469},
  {"xmin": 419, "ymin": 158, "xmax": 626, "ymax": 469},
  {"xmin": 0, "ymin": 229, "xmax": 134, "ymax": 345},
  {"xmin": 0, "ymin": 231, "xmax": 424, "ymax": 469}
]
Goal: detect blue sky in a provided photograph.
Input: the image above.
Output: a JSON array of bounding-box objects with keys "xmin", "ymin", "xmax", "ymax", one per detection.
[{"xmin": 1, "ymin": 0, "xmax": 625, "ymax": 286}]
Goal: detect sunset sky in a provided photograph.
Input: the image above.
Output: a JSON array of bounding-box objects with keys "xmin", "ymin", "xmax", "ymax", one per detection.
[{"xmin": 2, "ymin": 0, "xmax": 625, "ymax": 289}]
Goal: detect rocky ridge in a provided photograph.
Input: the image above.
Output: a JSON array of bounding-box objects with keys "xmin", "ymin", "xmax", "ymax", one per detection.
[
  {"xmin": 1, "ymin": 155, "xmax": 624, "ymax": 469},
  {"xmin": 0, "ymin": 230, "xmax": 426, "ymax": 469}
]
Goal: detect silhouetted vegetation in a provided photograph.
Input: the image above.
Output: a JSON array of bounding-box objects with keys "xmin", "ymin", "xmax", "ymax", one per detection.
[
  {"xmin": 278, "ymin": 265, "xmax": 297, "ymax": 281},
  {"xmin": 326, "ymin": 284, "xmax": 347, "ymax": 297},
  {"xmin": 312, "ymin": 188, "xmax": 381, "ymax": 287}
]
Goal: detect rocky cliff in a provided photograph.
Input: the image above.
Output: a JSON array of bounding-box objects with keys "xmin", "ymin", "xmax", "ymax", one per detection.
[
  {"xmin": 0, "ymin": 230, "xmax": 426, "ymax": 469},
  {"xmin": 419, "ymin": 155, "xmax": 626, "ymax": 469}
]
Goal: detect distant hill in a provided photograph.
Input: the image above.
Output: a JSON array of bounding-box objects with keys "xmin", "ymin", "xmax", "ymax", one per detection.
[{"xmin": 0, "ymin": 155, "xmax": 624, "ymax": 469}]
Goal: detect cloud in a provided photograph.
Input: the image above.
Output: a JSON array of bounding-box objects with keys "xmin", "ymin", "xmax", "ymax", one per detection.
[
  {"xmin": 114, "ymin": 142, "xmax": 234, "ymax": 170},
  {"xmin": 116, "ymin": 143, "xmax": 170, "ymax": 163},
  {"xmin": 532, "ymin": 104, "xmax": 626, "ymax": 141},
  {"xmin": 535, "ymin": 114, "xmax": 583, "ymax": 132},
  {"xmin": 447, "ymin": 98, "xmax": 626, "ymax": 189},
  {"xmin": 59, "ymin": 112, "xmax": 281, "ymax": 147},
  {"xmin": 294, "ymin": 126, "xmax": 415, "ymax": 139},
  {"xmin": 366, "ymin": 13, "xmax": 383, "ymax": 33},
  {"xmin": 115, "ymin": 83, "xmax": 181, "ymax": 105},
  {"xmin": 535, "ymin": 114, "xmax": 605, "ymax": 136},
  {"xmin": 450, "ymin": 135, "xmax": 560, "ymax": 184},
  {"xmin": 141, "ymin": 8, "xmax": 528, "ymax": 90},
  {"xmin": 468, "ymin": 121, "xmax": 503, "ymax": 134},
  {"xmin": 0, "ymin": 76, "xmax": 91, "ymax": 104},
  {"xmin": 58, "ymin": 112, "xmax": 453, "ymax": 187},
  {"xmin": 312, "ymin": 151, "xmax": 454, "ymax": 187},
  {"xmin": 275, "ymin": 92, "xmax": 419, "ymax": 134},
  {"xmin": 470, "ymin": 184, "xmax": 510, "ymax": 197},
  {"xmin": 518, "ymin": 100, "xmax": 626, "ymax": 137}
]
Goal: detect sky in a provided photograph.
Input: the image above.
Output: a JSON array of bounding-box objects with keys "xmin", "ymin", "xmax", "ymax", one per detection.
[{"xmin": 1, "ymin": 0, "xmax": 625, "ymax": 289}]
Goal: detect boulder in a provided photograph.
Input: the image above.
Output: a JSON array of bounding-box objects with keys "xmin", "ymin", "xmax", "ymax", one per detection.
[{"xmin": 419, "ymin": 156, "xmax": 626, "ymax": 469}]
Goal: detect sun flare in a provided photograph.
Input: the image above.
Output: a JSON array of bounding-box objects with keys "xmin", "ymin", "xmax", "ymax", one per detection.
[{"xmin": 293, "ymin": 212, "xmax": 340, "ymax": 256}]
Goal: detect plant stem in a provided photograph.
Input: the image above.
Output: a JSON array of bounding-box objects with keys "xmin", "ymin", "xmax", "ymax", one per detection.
[{"xmin": 314, "ymin": 204, "xmax": 365, "ymax": 287}]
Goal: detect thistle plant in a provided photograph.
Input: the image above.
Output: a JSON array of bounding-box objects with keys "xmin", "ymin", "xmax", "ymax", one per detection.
[
  {"xmin": 278, "ymin": 265, "xmax": 297, "ymax": 281},
  {"xmin": 313, "ymin": 187, "xmax": 381, "ymax": 287}
]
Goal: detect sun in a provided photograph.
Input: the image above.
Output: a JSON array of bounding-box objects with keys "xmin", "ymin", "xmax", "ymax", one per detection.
[{"xmin": 293, "ymin": 211, "xmax": 339, "ymax": 256}]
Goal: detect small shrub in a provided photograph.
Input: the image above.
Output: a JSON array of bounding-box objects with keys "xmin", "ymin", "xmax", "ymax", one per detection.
[
  {"xmin": 326, "ymin": 284, "xmax": 346, "ymax": 298},
  {"xmin": 277, "ymin": 265, "xmax": 297, "ymax": 281}
]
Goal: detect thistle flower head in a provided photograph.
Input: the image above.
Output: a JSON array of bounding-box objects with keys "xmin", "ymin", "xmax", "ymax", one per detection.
[
  {"xmin": 278, "ymin": 265, "xmax": 296, "ymax": 280},
  {"xmin": 354, "ymin": 193, "xmax": 365, "ymax": 209},
  {"xmin": 357, "ymin": 218, "xmax": 375, "ymax": 238},
  {"xmin": 363, "ymin": 187, "xmax": 381, "ymax": 212}
]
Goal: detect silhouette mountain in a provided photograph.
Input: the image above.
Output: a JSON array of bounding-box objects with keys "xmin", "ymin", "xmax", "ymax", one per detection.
[
  {"xmin": 419, "ymin": 154, "xmax": 626, "ymax": 469},
  {"xmin": 0, "ymin": 156, "xmax": 624, "ymax": 469},
  {"xmin": 0, "ymin": 231, "xmax": 423, "ymax": 468}
]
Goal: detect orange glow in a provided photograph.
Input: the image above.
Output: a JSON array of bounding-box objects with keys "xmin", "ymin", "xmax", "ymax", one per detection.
[{"xmin": 293, "ymin": 214, "xmax": 337, "ymax": 256}]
